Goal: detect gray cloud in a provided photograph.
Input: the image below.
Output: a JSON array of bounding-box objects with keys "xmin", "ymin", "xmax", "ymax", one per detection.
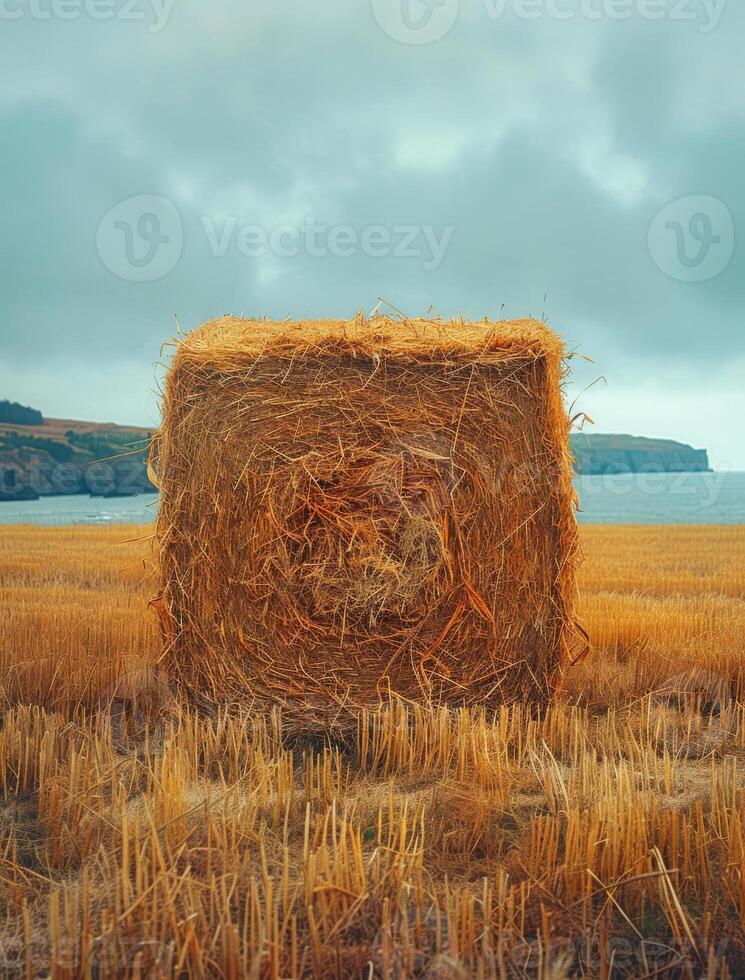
[{"xmin": 0, "ymin": 0, "xmax": 743, "ymax": 466}]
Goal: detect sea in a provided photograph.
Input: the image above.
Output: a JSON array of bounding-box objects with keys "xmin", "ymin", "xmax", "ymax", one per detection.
[{"xmin": 0, "ymin": 472, "xmax": 744, "ymax": 526}]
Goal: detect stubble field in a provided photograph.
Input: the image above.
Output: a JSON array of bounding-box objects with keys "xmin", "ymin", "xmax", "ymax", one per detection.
[{"xmin": 1, "ymin": 524, "xmax": 744, "ymax": 977}]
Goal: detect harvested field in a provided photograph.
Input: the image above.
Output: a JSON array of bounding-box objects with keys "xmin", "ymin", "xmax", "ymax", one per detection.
[{"xmin": 1, "ymin": 524, "xmax": 744, "ymax": 976}]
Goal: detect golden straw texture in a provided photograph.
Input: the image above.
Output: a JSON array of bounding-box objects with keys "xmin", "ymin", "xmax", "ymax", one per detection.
[{"xmin": 155, "ymin": 315, "xmax": 583, "ymax": 732}]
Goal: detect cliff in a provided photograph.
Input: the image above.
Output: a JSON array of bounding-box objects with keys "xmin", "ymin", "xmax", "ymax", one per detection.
[
  {"xmin": 570, "ymin": 433, "xmax": 710, "ymax": 475},
  {"xmin": 0, "ymin": 416, "xmax": 156, "ymax": 500}
]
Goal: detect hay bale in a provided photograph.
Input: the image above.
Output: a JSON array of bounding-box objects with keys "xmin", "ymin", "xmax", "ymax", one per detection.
[{"xmin": 155, "ymin": 315, "xmax": 583, "ymax": 732}]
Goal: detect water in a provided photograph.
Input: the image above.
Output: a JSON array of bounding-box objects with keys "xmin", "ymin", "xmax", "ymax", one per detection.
[
  {"xmin": 0, "ymin": 492, "xmax": 159, "ymax": 526},
  {"xmin": 574, "ymin": 471, "xmax": 745, "ymax": 525},
  {"xmin": 0, "ymin": 473, "xmax": 743, "ymax": 526}
]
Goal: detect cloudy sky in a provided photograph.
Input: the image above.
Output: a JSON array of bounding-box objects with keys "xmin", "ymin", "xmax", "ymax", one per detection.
[{"xmin": 0, "ymin": 0, "xmax": 742, "ymax": 468}]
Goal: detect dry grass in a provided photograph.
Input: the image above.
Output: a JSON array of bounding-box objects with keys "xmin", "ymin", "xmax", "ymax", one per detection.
[
  {"xmin": 0, "ymin": 523, "xmax": 744, "ymax": 977},
  {"xmin": 156, "ymin": 316, "xmax": 582, "ymax": 729}
]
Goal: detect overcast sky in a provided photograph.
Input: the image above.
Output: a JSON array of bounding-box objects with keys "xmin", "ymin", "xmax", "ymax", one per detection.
[{"xmin": 0, "ymin": 0, "xmax": 742, "ymax": 468}]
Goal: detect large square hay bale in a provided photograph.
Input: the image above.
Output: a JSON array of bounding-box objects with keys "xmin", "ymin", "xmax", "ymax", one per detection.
[{"xmin": 155, "ymin": 315, "xmax": 583, "ymax": 731}]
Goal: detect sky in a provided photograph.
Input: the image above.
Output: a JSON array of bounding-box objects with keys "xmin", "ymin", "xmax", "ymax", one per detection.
[{"xmin": 0, "ymin": 0, "xmax": 742, "ymax": 469}]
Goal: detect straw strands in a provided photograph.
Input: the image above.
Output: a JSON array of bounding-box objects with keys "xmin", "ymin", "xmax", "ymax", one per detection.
[{"xmin": 154, "ymin": 315, "xmax": 584, "ymax": 730}]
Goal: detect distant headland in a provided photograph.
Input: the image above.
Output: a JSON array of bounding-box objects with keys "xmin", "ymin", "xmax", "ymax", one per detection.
[
  {"xmin": 570, "ymin": 432, "xmax": 710, "ymax": 475},
  {"xmin": 0, "ymin": 402, "xmax": 155, "ymax": 500}
]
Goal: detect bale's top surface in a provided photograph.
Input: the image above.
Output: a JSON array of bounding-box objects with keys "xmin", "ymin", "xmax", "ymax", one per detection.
[{"xmin": 174, "ymin": 315, "xmax": 565, "ymax": 365}]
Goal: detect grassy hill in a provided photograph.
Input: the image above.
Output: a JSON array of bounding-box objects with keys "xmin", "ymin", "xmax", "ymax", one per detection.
[
  {"xmin": 0, "ymin": 416, "xmax": 152, "ymax": 462},
  {"xmin": 0, "ymin": 412, "xmax": 155, "ymax": 498}
]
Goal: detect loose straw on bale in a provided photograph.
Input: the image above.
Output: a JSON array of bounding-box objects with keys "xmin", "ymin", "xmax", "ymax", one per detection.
[{"xmin": 154, "ymin": 315, "xmax": 585, "ymax": 733}]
